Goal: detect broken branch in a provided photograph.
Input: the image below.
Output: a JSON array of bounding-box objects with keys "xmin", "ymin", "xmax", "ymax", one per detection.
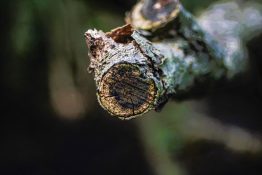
[{"xmin": 85, "ymin": 0, "xmax": 253, "ymax": 120}]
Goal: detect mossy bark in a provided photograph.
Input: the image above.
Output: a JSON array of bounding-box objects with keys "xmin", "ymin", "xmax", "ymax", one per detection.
[{"xmin": 85, "ymin": 0, "xmax": 256, "ymax": 119}]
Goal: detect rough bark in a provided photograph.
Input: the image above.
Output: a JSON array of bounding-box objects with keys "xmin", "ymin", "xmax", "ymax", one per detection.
[{"xmin": 85, "ymin": 0, "xmax": 262, "ymax": 119}]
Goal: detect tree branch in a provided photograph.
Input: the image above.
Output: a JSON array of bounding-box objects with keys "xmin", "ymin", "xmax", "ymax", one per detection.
[{"xmin": 84, "ymin": 0, "xmax": 261, "ymax": 119}]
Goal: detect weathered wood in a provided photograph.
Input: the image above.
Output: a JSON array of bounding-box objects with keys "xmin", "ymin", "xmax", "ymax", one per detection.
[
  {"xmin": 85, "ymin": 25, "xmax": 164, "ymax": 119},
  {"xmin": 85, "ymin": 0, "xmax": 262, "ymax": 119}
]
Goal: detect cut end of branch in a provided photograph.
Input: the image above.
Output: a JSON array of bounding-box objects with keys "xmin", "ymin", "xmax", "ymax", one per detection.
[
  {"xmin": 98, "ymin": 63, "xmax": 157, "ymax": 120},
  {"xmin": 126, "ymin": 0, "xmax": 180, "ymax": 31},
  {"xmin": 85, "ymin": 25, "xmax": 165, "ymax": 119}
]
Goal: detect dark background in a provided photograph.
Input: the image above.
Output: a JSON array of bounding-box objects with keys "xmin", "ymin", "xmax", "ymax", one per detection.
[{"xmin": 1, "ymin": 0, "xmax": 262, "ymax": 175}]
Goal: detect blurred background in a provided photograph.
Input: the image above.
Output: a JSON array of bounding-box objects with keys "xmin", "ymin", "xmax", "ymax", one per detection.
[{"xmin": 1, "ymin": 0, "xmax": 262, "ymax": 175}]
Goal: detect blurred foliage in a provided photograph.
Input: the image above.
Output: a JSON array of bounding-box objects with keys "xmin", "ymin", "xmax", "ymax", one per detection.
[{"xmin": 1, "ymin": 0, "xmax": 262, "ymax": 175}]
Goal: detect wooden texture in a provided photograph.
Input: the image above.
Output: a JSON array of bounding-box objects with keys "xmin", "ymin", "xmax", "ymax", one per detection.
[{"xmin": 85, "ymin": 0, "xmax": 262, "ymax": 119}]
